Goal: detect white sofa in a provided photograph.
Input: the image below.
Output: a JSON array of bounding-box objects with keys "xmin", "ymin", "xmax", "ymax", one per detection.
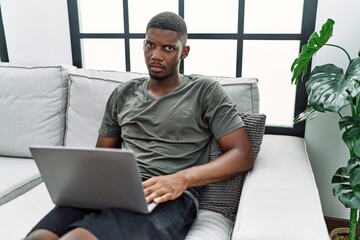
[{"xmin": 0, "ymin": 63, "xmax": 329, "ymax": 240}]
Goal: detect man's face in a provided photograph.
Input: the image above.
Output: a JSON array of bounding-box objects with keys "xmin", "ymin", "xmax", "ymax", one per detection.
[{"xmin": 144, "ymin": 28, "xmax": 189, "ymax": 81}]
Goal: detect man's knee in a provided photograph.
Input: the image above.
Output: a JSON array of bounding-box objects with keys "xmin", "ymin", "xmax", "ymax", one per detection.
[
  {"xmin": 25, "ymin": 229, "xmax": 59, "ymax": 240},
  {"xmin": 61, "ymin": 227, "xmax": 98, "ymax": 240}
]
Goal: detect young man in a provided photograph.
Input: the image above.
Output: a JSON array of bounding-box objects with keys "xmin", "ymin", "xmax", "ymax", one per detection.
[{"xmin": 26, "ymin": 12, "xmax": 253, "ymax": 240}]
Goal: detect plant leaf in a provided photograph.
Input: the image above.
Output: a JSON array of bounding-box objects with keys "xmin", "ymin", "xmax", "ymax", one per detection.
[
  {"xmin": 332, "ymin": 167, "xmax": 350, "ymax": 184},
  {"xmin": 352, "ymin": 184, "xmax": 360, "ymax": 201},
  {"xmin": 291, "ymin": 19, "xmax": 335, "ymax": 84},
  {"xmin": 339, "ymin": 116, "xmax": 357, "ymax": 130},
  {"xmin": 347, "ymin": 156, "xmax": 360, "ymax": 173},
  {"xmin": 332, "ymin": 166, "xmax": 360, "ymax": 208},
  {"xmin": 333, "ymin": 183, "xmax": 352, "ymax": 196},
  {"xmin": 332, "ymin": 175, "xmax": 350, "ymax": 184},
  {"xmin": 305, "ymin": 58, "xmax": 360, "ymax": 113},
  {"xmin": 350, "ymin": 167, "xmax": 360, "ymax": 200},
  {"xmin": 350, "ymin": 168, "xmax": 360, "ymax": 190},
  {"xmin": 338, "ymin": 191, "xmax": 360, "ymax": 209},
  {"xmin": 294, "ymin": 105, "xmax": 320, "ymax": 123},
  {"xmin": 342, "ymin": 124, "xmax": 360, "ymax": 157}
]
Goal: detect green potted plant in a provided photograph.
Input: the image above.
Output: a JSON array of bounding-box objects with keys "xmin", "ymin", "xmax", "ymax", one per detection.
[{"xmin": 291, "ymin": 18, "xmax": 360, "ymax": 239}]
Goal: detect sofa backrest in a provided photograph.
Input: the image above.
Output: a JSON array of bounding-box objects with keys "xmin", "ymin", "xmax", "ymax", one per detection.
[
  {"xmin": 64, "ymin": 69, "xmax": 259, "ymax": 147},
  {"xmin": 0, "ymin": 64, "xmax": 259, "ymax": 157}
]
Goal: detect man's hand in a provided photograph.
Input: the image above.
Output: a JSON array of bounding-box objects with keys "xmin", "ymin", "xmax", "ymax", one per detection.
[{"xmin": 142, "ymin": 173, "xmax": 188, "ymax": 204}]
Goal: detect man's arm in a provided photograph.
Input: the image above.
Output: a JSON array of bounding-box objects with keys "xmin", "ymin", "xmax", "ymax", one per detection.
[
  {"xmin": 143, "ymin": 127, "xmax": 253, "ymax": 204},
  {"xmin": 96, "ymin": 135, "xmax": 121, "ymax": 148}
]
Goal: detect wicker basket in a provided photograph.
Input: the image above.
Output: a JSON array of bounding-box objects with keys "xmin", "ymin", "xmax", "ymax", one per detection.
[{"xmin": 330, "ymin": 228, "xmax": 349, "ymax": 240}]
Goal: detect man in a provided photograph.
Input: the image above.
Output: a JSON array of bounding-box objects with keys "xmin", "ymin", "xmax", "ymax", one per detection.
[{"xmin": 26, "ymin": 12, "xmax": 253, "ymax": 240}]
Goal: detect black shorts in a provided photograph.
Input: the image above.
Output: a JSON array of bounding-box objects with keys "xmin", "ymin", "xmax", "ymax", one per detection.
[{"xmin": 29, "ymin": 194, "xmax": 196, "ymax": 240}]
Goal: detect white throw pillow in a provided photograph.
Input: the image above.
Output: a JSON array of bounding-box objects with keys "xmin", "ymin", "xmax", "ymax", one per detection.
[
  {"xmin": 0, "ymin": 63, "xmax": 75, "ymax": 158},
  {"xmin": 65, "ymin": 69, "xmax": 146, "ymax": 147},
  {"xmin": 193, "ymin": 75, "xmax": 259, "ymax": 113}
]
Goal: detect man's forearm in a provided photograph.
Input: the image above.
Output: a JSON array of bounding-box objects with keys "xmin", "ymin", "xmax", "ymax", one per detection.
[{"xmin": 175, "ymin": 147, "xmax": 253, "ymax": 189}]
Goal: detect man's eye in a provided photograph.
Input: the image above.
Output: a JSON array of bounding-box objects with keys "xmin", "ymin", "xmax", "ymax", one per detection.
[
  {"xmin": 164, "ymin": 46, "xmax": 175, "ymax": 52},
  {"xmin": 146, "ymin": 43, "xmax": 155, "ymax": 49}
]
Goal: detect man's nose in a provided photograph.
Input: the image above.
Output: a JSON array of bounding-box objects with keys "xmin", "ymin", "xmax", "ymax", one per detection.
[{"xmin": 151, "ymin": 48, "xmax": 163, "ymax": 60}]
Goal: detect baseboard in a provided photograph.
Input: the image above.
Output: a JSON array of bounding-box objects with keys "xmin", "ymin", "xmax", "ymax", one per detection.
[{"xmin": 325, "ymin": 216, "xmax": 349, "ymax": 233}]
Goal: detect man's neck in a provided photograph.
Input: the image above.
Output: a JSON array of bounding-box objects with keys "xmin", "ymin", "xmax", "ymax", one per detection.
[{"xmin": 148, "ymin": 74, "xmax": 182, "ymax": 99}]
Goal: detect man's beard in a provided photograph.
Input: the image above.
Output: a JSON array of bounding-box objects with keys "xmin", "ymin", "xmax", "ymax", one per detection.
[{"xmin": 149, "ymin": 73, "xmax": 169, "ymax": 81}]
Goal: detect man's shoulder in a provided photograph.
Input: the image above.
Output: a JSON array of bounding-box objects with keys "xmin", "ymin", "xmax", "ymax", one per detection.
[
  {"xmin": 185, "ymin": 74, "xmax": 220, "ymax": 88},
  {"xmin": 187, "ymin": 74, "xmax": 216, "ymax": 83},
  {"xmin": 115, "ymin": 76, "xmax": 148, "ymax": 92},
  {"xmin": 185, "ymin": 74, "xmax": 222, "ymax": 93}
]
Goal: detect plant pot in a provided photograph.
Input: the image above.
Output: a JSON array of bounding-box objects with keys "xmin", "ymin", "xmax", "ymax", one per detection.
[{"xmin": 330, "ymin": 227, "xmax": 349, "ymax": 240}]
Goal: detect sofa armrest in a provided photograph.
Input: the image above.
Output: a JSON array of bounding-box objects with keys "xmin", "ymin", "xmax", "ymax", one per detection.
[{"xmin": 231, "ymin": 135, "xmax": 329, "ymax": 240}]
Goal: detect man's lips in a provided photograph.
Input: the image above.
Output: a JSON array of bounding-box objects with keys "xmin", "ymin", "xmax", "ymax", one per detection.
[{"xmin": 148, "ymin": 64, "xmax": 165, "ymax": 72}]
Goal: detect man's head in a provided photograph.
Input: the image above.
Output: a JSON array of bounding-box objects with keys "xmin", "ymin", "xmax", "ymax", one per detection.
[
  {"xmin": 146, "ymin": 12, "xmax": 188, "ymax": 45},
  {"xmin": 144, "ymin": 12, "xmax": 190, "ymax": 81}
]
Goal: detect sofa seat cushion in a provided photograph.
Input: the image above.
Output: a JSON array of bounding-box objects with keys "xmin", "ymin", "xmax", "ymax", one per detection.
[
  {"xmin": 0, "ymin": 157, "xmax": 41, "ymax": 205},
  {"xmin": 0, "ymin": 63, "xmax": 75, "ymax": 158},
  {"xmin": 232, "ymin": 134, "xmax": 329, "ymax": 240},
  {"xmin": 0, "ymin": 135, "xmax": 330, "ymax": 240},
  {"xmin": 0, "ymin": 183, "xmax": 232, "ymax": 240},
  {"xmin": 0, "ymin": 183, "xmax": 53, "ymax": 239},
  {"xmin": 185, "ymin": 209, "xmax": 233, "ymax": 240}
]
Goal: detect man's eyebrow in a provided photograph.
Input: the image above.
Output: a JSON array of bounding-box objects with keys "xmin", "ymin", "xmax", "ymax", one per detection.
[{"xmin": 144, "ymin": 40, "xmax": 177, "ymax": 48}]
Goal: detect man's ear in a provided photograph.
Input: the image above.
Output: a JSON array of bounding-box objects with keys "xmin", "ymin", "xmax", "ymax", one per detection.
[{"xmin": 181, "ymin": 46, "xmax": 190, "ymax": 60}]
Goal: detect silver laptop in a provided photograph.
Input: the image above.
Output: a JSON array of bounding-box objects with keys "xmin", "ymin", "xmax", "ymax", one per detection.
[{"xmin": 29, "ymin": 146, "xmax": 157, "ymax": 214}]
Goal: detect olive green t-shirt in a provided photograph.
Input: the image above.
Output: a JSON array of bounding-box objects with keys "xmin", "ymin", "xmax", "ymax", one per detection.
[{"xmin": 98, "ymin": 75, "xmax": 244, "ymax": 202}]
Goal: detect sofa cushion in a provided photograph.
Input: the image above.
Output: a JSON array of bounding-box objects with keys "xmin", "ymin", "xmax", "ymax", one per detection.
[
  {"xmin": 65, "ymin": 69, "xmax": 146, "ymax": 147},
  {"xmin": 0, "ymin": 63, "xmax": 75, "ymax": 158},
  {"xmin": 65, "ymin": 72, "xmax": 259, "ymax": 147},
  {"xmin": 211, "ymin": 76, "xmax": 259, "ymax": 113},
  {"xmin": 232, "ymin": 135, "xmax": 330, "ymax": 240},
  {"xmin": 199, "ymin": 112, "xmax": 266, "ymax": 220},
  {"xmin": 0, "ymin": 183, "xmax": 54, "ymax": 239},
  {"xmin": 184, "ymin": 209, "xmax": 233, "ymax": 240},
  {"xmin": 0, "ymin": 157, "xmax": 42, "ymax": 205}
]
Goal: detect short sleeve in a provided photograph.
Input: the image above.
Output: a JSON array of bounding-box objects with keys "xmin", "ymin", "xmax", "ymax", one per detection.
[
  {"xmin": 202, "ymin": 81, "xmax": 244, "ymax": 140},
  {"xmin": 98, "ymin": 87, "xmax": 122, "ymax": 137}
]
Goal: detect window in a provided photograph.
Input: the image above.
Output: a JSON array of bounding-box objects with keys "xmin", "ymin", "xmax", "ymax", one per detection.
[
  {"xmin": 67, "ymin": 0, "xmax": 318, "ymax": 137},
  {"xmin": 0, "ymin": 4, "xmax": 9, "ymax": 62}
]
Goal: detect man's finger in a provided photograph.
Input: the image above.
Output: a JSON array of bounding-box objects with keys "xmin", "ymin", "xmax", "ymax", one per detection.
[
  {"xmin": 142, "ymin": 178, "xmax": 156, "ymax": 188},
  {"xmin": 153, "ymin": 193, "xmax": 172, "ymax": 204},
  {"xmin": 145, "ymin": 188, "xmax": 167, "ymax": 202}
]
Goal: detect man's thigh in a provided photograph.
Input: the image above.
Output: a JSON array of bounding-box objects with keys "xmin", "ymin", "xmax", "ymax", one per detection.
[
  {"xmin": 28, "ymin": 206, "xmax": 99, "ymax": 237},
  {"xmin": 72, "ymin": 194, "xmax": 196, "ymax": 240}
]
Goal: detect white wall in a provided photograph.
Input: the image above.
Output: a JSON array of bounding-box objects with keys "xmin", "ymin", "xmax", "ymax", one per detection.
[
  {"xmin": 0, "ymin": 0, "xmax": 72, "ymax": 64},
  {"xmin": 1, "ymin": 0, "xmax": 359, "ymax": 220},
  {"xmin": 305, "ymin": 0, "xmax": 360, "ymax": 219}
]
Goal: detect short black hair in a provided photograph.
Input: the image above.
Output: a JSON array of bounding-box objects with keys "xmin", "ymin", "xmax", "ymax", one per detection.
[{"xmin": 146, "ymin": 12, "xmax": 188, "ymax": 44}]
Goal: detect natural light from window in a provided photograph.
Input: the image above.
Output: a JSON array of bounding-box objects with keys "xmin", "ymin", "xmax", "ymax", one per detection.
[
  {"xmin": 244, "ymin": 0, "xmax": 304, "ymax": 34},
  {"xmin": 185, "ymin": 0, "xmax": 238, "ymax": 33},
  {"xmin": 78, "ymin": 0, "xmax": 124, "ymax": 33},
  {"xmin": 184, "ymin": 40, "xmax": 237, "ymax": 77},
  {"xmin": 242, "ymin": 40, "xmax": 300, "ymax": 127},
  {"xmin": 81, "ymin": 39, "xmax": 126, "ymax": 71}
]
